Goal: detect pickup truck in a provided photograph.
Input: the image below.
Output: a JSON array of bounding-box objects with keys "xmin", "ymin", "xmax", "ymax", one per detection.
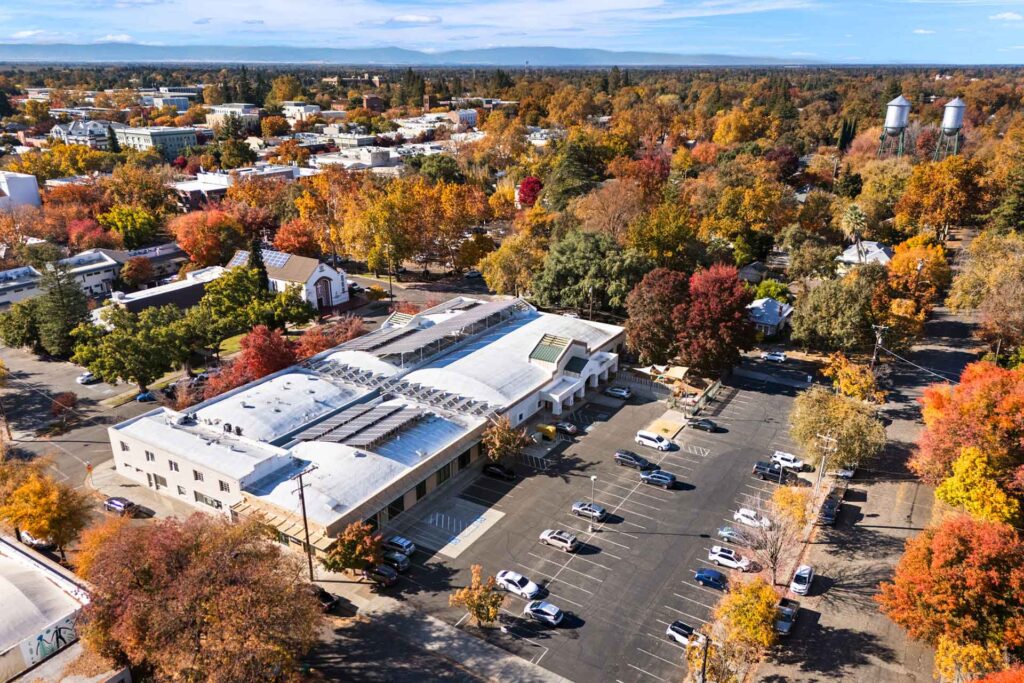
[
  {"xmin": 752, "ymin": 461, "xmax": 785, "ymax": 482},
  {"xmin": 775, "ymin": 598, "xmax": 800, "ymax": 636}
]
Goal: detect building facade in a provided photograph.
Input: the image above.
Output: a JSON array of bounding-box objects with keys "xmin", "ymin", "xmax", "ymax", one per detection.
[
  {"xmin": 0, "ymin": 171, "xmax": 41, "ymax": 211},
  {"xmin": 227, "ymin": 248, "xmax": 348, "ymax": 311},
  {"xmin": 205, "ymin": 104, "xmax": 261, "ymax": 133},
  {"xmin": 49, "ymin": 120, "xmax": 127, "ymax": 149},
  {"xmin": 114, "ymin": 127, "xmax": 198, "ymax": 160}
]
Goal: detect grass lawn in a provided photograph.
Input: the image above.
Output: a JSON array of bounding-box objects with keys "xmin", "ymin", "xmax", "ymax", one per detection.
[{"xmin": 220, "ymin": 333, "xmax": 245, "ymax": 356}]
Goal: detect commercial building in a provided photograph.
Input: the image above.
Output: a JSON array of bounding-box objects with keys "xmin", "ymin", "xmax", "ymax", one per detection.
[
  {"xmin": 172, "ymin": 164, "xmax": 317, "ymax": 210},
  {"xmin": 107, "ymin": 298, "xmax": 623, "ymax": 553},
  {"xmin": 0, "ymin": 171, "xmax": 41, "ymax": 211},
  {"xmin": 91, "ymin": 266, "xmax": 225, "ymax": 325},
  {"xmin": 0, "ymin": 266, "xmax": 43, "ymax": 310},
  {"xmin": 205, "ymin": 104, "xmax": 261, "ymax": 133},
  {"xmin": 446, "ymin": 109, "xmax": 478, "ymax": 127},
  {"xmin": 114, "ymin": 127, "xmax": 197, "ymax": 160},
  {"xmin": 227, "ymin": 248, "xmax": 348, "ymax": 311},
  {"xmin": 152, "ymin": 96, "xmax": 190, "ymax": 112},
  {"xmin": 280, "ymin": 101, "xmax": 321, "ymax": 123}
]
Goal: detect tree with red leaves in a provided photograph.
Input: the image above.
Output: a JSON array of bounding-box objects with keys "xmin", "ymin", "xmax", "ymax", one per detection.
[
  {"xmin": 294, "ymin": 317, "xmax": 366, "ymax": 360},
  {"xmin": 877, "ymin": 516, "xmax": 1024, "ymax": 661},
  {"xmin": 50, "ymin": 391, "xmax": 77, "ymax": 426},
  {"xmin": 910, "ymin": 362, "xmax": 1024, "ymax": 485},
  {"xmin": 67, "ymin": 219, "xmax": 122, "ymax": 251},
  {"xmin": 517, "ymin": 176, "xmax": 542, "ymax": 208},
  {"xmin": 272, "ymin": 218, "xmax": 322, "ymax": 258},
  {"xmin": 119, "ymin": 256, "xmax": 154, "ymax": 288},
  {"xmin": 167, "ymin": 209, "xmax": 246, "ymax": 267},
  {"xmin": 624, "ymin": 268, "xmax": 689, "ymax": 365},
  {"xmin": 979, "ymin": 668, "xmax": 1024, "ymax": 683},
  {"xmin": 675, "ymin": 264, "xmax": 754, "ymax": 374},
  {"xmin": 203, "ymin": 325, "xmax": 296, "ymax": 399}
]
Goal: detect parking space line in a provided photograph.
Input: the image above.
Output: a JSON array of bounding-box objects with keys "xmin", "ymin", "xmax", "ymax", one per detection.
[
  {"xmin": 662, "ymin": 605, "xmax": 709, "ymax": 623},
  {"xmin": 628, "ymin": 663, "xmax": 666, "ymax": 680},
  {"xmin": 601, "ymin": 476, "xmax": 676, "ymax": 495},
  {"xmin": 465, "ymin": 480, "xmax": 515, "ymax": 497},
  {"xmin": 564, "ymin": 525, "xmax": 632, "ymax": 549},
  {"xmin": 564, "ymin": 514, "xmax": 641, "ymax": 538},
  {"xmin": 672, "ymin": 592, "xmax": 716, "ymax": 609},
  {"xmin": 594, "ymin": 491, "xmax": 663, "ymax": 512},
  {"xmin": 614, "ymin": 506, "xmax": 656, "ymax": 521},
  {"xmin": 637, "ymin": 647, "xmax": 685, "ymax": 669},
  {"xmin": 514, "ymin": 563, "xmax": 595, "ymax": 595},
  {"xmin": 623, "ymin": 520, "xmax": 648, "ymax": 530},
  {"xmin": 532, "ymin": 545, "xmax": 616, "ymax": 571},
  {"xmin": 457, "ymin": 492, "xmax": 502, "ymax": 509},
  {"xmin": 541, "ymin": 590, "xmax": 585, "ymax": 609},
  {"xmin": 527, "ymin": 552, "xmax": 606, "ymax": 582}
]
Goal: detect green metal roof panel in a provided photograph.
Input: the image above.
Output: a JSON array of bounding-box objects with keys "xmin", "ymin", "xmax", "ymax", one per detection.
[
  {"xmin": 529, "ymin": 343, "xmax": 563, "ymax": 363},
  {"xmin": 565, "ymin": 356, "xmax": 588, "ymax": 373}
]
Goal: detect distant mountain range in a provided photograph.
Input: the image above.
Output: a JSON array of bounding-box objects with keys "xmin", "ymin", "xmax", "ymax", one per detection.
[{"xmin": 0, "ymin": 43, "xmax": 815, "ymax": 66}]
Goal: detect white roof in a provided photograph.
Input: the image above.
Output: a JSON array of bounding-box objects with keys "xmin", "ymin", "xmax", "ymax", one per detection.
[
  {"xmin": 402, "ymin": 309, "xmax": 621, "ymax": 408},
  {"xmin": 247, "ymin": 403, "xmax": 482, "ymax": 526},
  {"xmin": 0, "ymin": 539, "xmax": 88, "ymax": 652},
  {"xmin": 192, "ymin": 370, "xmax": 367, "ymax": 444},
  {"xmin": 836, "ymin": 241, "xmax": 893, "ymax": 266}
]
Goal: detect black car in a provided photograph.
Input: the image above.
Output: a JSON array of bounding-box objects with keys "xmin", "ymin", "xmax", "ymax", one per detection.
[
  {"xmin": 308, "ymin": 585, "xmax": 340, "ymax": 612},
  {"xmin": 817, "ymin": 498, "xmax": 839, "ymax": 526},
  {"xmin": 752, "ymin": 461, "xmax": 785, "ymax": 482},
  {"xmin": 365, "ymin": 564, "xmax": 399, "ymax": 587},
  {"xmin": 103, "ymin": 496, "xmax": 137, "ymax": 516},
  {"xmin": 483, "ymin": 463, "xmax": 516, "ymax": 481},
  {"xmin": 614, "ymin": 449, "xmax": 656, "ymax": 470},
  {"xmin": 688, "ymin": 418, "xmax": 718, "ymax": 432}
]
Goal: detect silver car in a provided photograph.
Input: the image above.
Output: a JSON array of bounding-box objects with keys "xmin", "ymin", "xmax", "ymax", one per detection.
[
  {"xmin": 523, "ymin": 600, "xmax": 564, "ymax": 626},
  {"xmin": 571, "ymin": 501, "xmax": 607, "ymax": 521},
  {"xmin": 539, "ymin": 529, "xmax": 579, "ymax": 552},
  {"xmin": 496, "ymin": 570, "xmax": 542, "ymax": 599}
]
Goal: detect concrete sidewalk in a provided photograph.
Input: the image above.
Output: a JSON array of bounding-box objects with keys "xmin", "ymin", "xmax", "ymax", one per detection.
[
  {"xmin": 84, "ymin": 460, "xmax": 197, "ymax": 519},
  {"xmin": 319, "ymin": 575, "xmax": 570, "ymax": 683}
]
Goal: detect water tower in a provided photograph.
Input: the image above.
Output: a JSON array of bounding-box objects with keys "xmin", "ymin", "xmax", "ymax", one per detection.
[
  {"xmin": 934, "ymin": 97, "xmax": 966, "ymax": 160},
  {"xmin": 878, "ymin": 95, "xmax": 911, "ymax": 158}
]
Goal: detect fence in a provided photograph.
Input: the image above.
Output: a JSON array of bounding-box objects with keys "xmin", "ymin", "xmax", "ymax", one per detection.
[{"xmin": 673, "ymin": 379, "xmax": 723, "ymax": 417}]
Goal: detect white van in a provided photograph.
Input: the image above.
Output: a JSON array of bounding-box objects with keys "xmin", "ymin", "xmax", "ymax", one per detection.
[{"xmin": 635, "ymin": 430, "xmax": 672, "ymax": 451}]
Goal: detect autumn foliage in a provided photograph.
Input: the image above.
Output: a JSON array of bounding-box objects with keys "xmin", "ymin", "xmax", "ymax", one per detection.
[
  {"xmin": 294, "ymin": 317, "xmax": 366, "ymax": 359},
  {"xmin": 674, "ymin": 264, "xmax": 755, "ymax": 374},
  {"xmin": 168, "ymin": 209, "xmax": 246, "ymax": 267},
  {"xmin": 76, "ymin": 514, "xmax": 322, "ymax": 682},
  {"xmin": 204, "ymin": 325, "xmax": 297, "ymax": 399}
]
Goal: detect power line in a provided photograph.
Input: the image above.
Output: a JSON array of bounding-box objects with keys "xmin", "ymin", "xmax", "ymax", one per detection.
[{"xmin": 878, "ymin": 345, "xmax": 961, "ymax": 383}]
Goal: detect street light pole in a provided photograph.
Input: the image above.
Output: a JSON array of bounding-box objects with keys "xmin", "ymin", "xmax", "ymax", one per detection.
[
  {"xmin": 589, "ymin": 475, "xmax": 597, "ymax": 533},
  {"xmin": 814, "ymin": 433, "xmax": 837, "ymax": 503}
]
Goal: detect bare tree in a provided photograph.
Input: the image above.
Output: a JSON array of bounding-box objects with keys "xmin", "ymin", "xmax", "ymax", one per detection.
[{"xmin": 746, "ymin": 503, "xmax": 802, "ymax": 586}]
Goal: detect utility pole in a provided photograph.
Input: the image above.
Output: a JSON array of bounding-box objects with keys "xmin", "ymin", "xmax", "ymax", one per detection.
[
  {"xmin": 291, "ymin": 464, "xmax": 319, "ymax": 581},
  {"xmin": 869, "ymin": 325, "xmax": 889, "ymax": 371},
  {"xmin": 700, "ymin": 634, "xmax": 710, "ymax": 683},
  {"xmin": 589, "ymin": 475, "xmax": 597, "ymax": 533},
  {"xmin": 814, "ymin": 433, "xmax": 838, "ymax": 503}
]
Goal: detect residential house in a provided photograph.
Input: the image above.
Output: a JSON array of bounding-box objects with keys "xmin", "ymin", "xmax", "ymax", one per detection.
[
  {"xmin": 49, "ymin": 120, "xmax": 127, "ymax": 149},
  {"xmin": 227, "ymin": 248, "xmax": 348, "ymax": 311},
  {"xmin": 737, "ymin": 261, "xmax": 769, "ymax": 284},
  {"xmin": 747, "ymin": 297, "xmax": 794, "ymax": 337},
  {"xmin": 835, "ymin": 241, "xmax": 893, "ymax": 274}
]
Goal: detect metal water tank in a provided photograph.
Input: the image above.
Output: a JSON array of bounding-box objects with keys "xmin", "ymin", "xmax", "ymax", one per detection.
[
  {"xmin": 941, "ymin": 97, "xmax": 966, "ymax": 133},
  {"xmin": 883, "ymin": 95, "xmax": 912, "ymax": 134}
]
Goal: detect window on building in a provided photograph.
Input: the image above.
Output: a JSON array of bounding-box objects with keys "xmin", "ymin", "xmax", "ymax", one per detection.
[
  {"xmin": 169, "ymin": 460, "xmax": 179, "ymax": 472},
  {"xmin": 193, "ymin": 470, "xmax": 204, "ymax": 482},
  {"xmin": 153, "ymin": 474, "xmax": 168, "ymax": 488},
  {"xmin": 387, "ymin": 495, "xmax": 405, "ymax": 520},
  {"xmin": 416, "ymin": 480, "xmax": 427, "ymax": 500},
  {"xmin": 194, "ymin": 491, "xmax": 222, "ymax": 509},
  {"xmin": 120, "ymin": 441, "xmax": 129, "ymax": 452},
  {"xmin": 177, "ymin": 485, "xmax": 186, "ymax": 496},
  {"xmin": 145, "ymin": 450, "xmax": 155, "ymax": 462},
  {"xmin": 219, "ymin": 480, "xmax": 230, "ymax": 493},
  {"xmin": 436, "ymin": 462, "xmax": 452, "ymax": 486},
  {"xmin": 458, "ymin": 450, "xmax": 471, "ymax": 470}
]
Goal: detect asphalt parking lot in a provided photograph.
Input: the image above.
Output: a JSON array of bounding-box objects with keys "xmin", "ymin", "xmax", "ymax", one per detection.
[{"xmin": 381, "ymin": 375, "xmax": 802, "ymax": 683}]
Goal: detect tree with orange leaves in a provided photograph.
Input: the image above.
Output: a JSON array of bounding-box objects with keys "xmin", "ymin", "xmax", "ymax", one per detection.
[
  {"xmin": 273, "ymin": 218, "xmax": 322, "ymax": 258},
  {"xmin": 888, "ymin": 235, "xmax": 951, "ymax": 305},
  {"xmin": 167, "ymin": 209, "xmax": 246, "ymax": 267}
]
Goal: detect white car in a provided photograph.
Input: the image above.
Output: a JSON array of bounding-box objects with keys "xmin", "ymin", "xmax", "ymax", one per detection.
[
  {"xmin": 604, "ymin": 386, "xmax": 632, "ymax": 400},
  {"xmin": 635, "ymin": 430, "xmax": 672, "ymax": 451},
  {"xmin": 666, "ymin": 620, "xmax": 705, "ymax": 647},
  {"xmin": 523, "ymin": 600, "xmax": 564, "ymax": 626},
  {"xmin": 761, "ymin": 351, "xmax": 787, "ymax": 362},
  {"xmin": 496, "ymin": 570, "xmax": 542, "ymax": 599},
  {"xmin": 790, "ymin": 564, "xmax": 815, "ymax": 595},
  {"xmin": 539, "ymin": 529, "xmax": 579, "ymax": 553},
  {"xmin": 771, "ymin": 451, "xmax": 805, "ymax": 471},
  {"xmin": 76, "ymin": 371, "xmax": 99, "ymax": 385},
  {"xmin": 733, "ymin": 507, "xmax": 771, "ymax": 529},
  {"xmin": 708, "ymin": 545, "xmax": 751, "ymax": 571}
]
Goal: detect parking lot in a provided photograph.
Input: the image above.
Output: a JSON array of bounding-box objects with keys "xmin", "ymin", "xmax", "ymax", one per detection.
[{"xmin": 380, "ymin": 375, "xmax": 802, "ymax": 682}]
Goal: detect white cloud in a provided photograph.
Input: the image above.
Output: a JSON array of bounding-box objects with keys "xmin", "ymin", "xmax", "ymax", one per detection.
[
  {"xmin": 991, "ymin": 11, "xmax": 1024, "ymax": 20},
  {"xmin": 11, "ymin": 29, "xmax": 45, "ymax": 39},
  {"xmin": 913, "ymin": 28, "xmax": 936, "ymax": 34},
  {"xmin": 389, "ymin": 14, "xmax": 442, "ymax": 25},
  {"xmin": 97, "ymin": 33, "xmax": 133, "ymax": 42}
]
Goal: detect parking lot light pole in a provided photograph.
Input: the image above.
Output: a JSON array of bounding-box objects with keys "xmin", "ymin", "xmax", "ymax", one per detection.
[{"xmin": 589, "ymin": 475, "xmax": 597, "ymax": 533}]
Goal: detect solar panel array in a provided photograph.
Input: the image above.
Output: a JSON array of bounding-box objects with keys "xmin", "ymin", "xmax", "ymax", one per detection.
[
  {"xmin": 319, "ymin": 403, "xmax": 403, "ymax": 443},
  {"xmin": 374, "ymin": 299, "xmax": 526, "ymax": 357},
  {"xmin": 293, "ymin": 400, "xmax": 380, "ymax": 441},
  {"xmin": 346, "ymin": 407, "xmax": 422, "ymax": 447},
  {"xmin": 226, "ymin": 249, "xmax": 292, "ymax": 270},
  {"xmin": 387, "ymin": 380, "xmax": 494, "ymax": 416},
  {"xmin": 323, "ymin": 363, "xmax": 389, "ymax": 388},
  {"xmin": 337, "ymin": 325, "xmax": 418, "ymax": 352}
]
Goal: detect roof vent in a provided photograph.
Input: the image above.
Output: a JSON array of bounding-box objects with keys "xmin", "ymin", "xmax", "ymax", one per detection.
[
  {"xmin": 224, "ymin": 423, "xmax": 232, "ymax": 432},
  {"xmin": 234, "ymin": 426, "xmax": 242, "ymax": 436}
]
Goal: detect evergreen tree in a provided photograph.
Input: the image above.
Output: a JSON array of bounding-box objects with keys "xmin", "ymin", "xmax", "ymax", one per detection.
[
  {"xmin": 993, "ymin": 153, "xmax": 1024, "ymax": 232},
  {"xmin": 0, "ymin": 90, "xmax": 13, "ymax": 118},
  {"xmin": 218, "ymin": 113, "xmax": 243, "ymax": 141},
  {"xmin": 608, "ymin": 66, "xmax": 622, "ymax": 93},
  {"xmin": 247, "ymin": 236, "xmax": 270, "ymax": 292},
  {"xmin": 36, "ymin": 262, "xmax": 89, "ymax": 358},
  {"xmin": 834, "ymin": 166, "xmax": 863, "ymax": 199},
  {"xmin": 106, "ymin": 125, "xmax": 120, "ymax": 153}
]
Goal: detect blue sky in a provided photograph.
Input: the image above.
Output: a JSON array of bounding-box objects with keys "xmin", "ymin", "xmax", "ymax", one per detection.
[{"xmin": 3, "ymin": 0, "xmax": 1024, "ymax": 62}]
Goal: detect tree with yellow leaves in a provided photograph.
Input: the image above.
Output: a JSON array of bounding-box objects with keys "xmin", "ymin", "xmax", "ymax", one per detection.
[
  {"xmin": 935, "ymin": 447, "xmax": 1021, "ymax": 524},
  {"xmin": 894, "ymin": 155, "xmax": 982, "ymax": 242},
  {"xmin": 710, "ymin": 576, "xmax": 780, "ymax": 659},
  {"xmin": 0, "ymin": 465, "xmax": 91, "ymax": 561},
  {"xmin": 449, "ymin": 564, "xmax": 505, "ymax": 627},
  {"xmin": 771, "ymin": 486, "xmax": 813, "ymax": 527},
  {"xmin": 478, "ymin": 231, "xmax": 545, "ymax": 297},
  {"xmin": 934, "ymin": 634, "xmax": 1006, "ymax": 683},
  {"xmin": 888, "ymin": 235, "xmax": 951, "ymax": 305},
  {"xmin": 822, "ymin": 352, "xmax": 885, "ymax": 403}
]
